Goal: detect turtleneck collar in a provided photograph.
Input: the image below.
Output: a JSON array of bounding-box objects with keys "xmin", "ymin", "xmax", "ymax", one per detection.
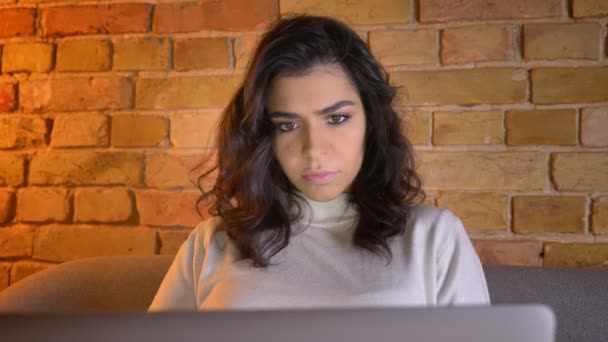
[{"xmin": 292, "ymin": 191, "xmax": 358, "ymax": 226}]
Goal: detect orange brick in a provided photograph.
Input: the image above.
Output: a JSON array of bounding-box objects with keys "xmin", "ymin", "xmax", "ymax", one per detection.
[
  {"xmin": 136, "ymin": 76, "xmax": 240, "ymax": 110},
  {"xmin": 544, "ymin": 243, "xmax": 608, "ymax": 268},
  {"xmin": 136, "ymin": 190, "xmax": 201, "ymax": 227},
  {"xmin": 0, "ymin": 153, "xmax": 24, "ymax": 186},
  {"xmin": 0, "ymin": 189, "xmax": 15, "ymax": 224},
  {"xmin": 34, "ymin": 225, "xmax": 157, "ymax": 262},
  {"xmin": 0, "ymin": 8, "xmax": 36, "ymax": 38},
  {"xmin": 532, "ymin": 67, "xmax": 608, "ymax": 104},
  {"xmin": 433, "ymin": 111, "xmax": 503, "ymax": 145},
  {"xmin": 581, "ymin": 107, "xmax": 608, "ymax": 147},
  {"xmin": 281, "ymin": 0, "xmax": 410, "ymax": 25},
  {"xmin": 16, "ymin": 187, "xmax": 70, "ymax": 223},
  {"xmin": 10, "ymin": 261, "xmax": 51, "ymax": 285},
  {"xmin": 154, "ymin": 0, "xmax": 276, "ymax": 33},
  {"xmin": 506, "ymin": 109, "xmax": 576, "ymax": 146},
  {"xmin": 170, "ymin": 111, "xmax": 221, "ymax": 148},
  {"xmin": 56, "ymin": 39, "xmax": 111, "ymax": 72},
  {"xmin": 419, "ymin": 0, "xmax": 560, "ymax": 23},
  {"xmin": 29, "ymin": 151, "xmax": 143, "ymax": 186},
  {"xmin": 113, "ymin": 38, "xmax": 169, "ymax": 71},
  {"xmin": 0, "ymin": 225, "xmax": 34, "ymax": 258},
  {"xmin": 0, "ymin": 263, "xmax": 9, "ymax": 291},
  {"xmin": 573, "ymin": 0, "xmax": 608, "ymax": 17},
  {"xmin": 0, "ymin": 116, "xmax": 48, "ymax": 149},
  {"xmin": 111, "ymin": 114, "xmax": 168, "ymax": 147},
  {"xmin": 0, "ymin": 83, "xmax": 16, "ymax": 112},
  {"xmin": 401, "ymin": 111, "xmax": 430, "ymax": 146},
  {"xmin": 173, "ymin": 38, "xmax": 230, "ymax": 71},
  {"xmin": 418, "ymin": 152, "xmax": 546, "ymax": 190},
  {"xmin": 442, "ymin": 25, "xmax": 514, "ymax": 64},
  {"xmin": 234, "ymin": 35, "xmax": 260, "ymax": 69},
  {"xmin": 524, "ymin": 23, "xmax": 599, "ymax": 60},
  {"xmin": 390, "ymin": 68, "xmax": 526, "ymax": 105},
  {"xmin": 20, "ymin": 77, "xmax": 134, "ymax": 113},
  {"xmin": 592, "ymin": 197, "xmax": 608, "ymax": 234},
  {"xmin": 74, "ymin": 188, "xmax": 132, "ymax": 223},
  {"xmin": 437, "ymin": 192, "xmax": 507, "ymax": 231},
  {"xmin": 472, "ymin": 240, "xmax": 542, "ymax": 266},
  {"xmin": 51, "ymin": 113, "xmax": 109, "ymax": 147},
  {"xmin": 369, "ymin": 29, "xmax": 436, "ymax": 66},
  {"xmin": 158, "ymin": 228, "xmax": 192, "ymax": 254},
  {"xmin": 1, "ymin": 43, "xmax": 54, "ymax": 73},
  {"xmin": 41, "ymin": 4, "xmax": 150, "ymax": 37},
  {"xmin": 145, "ymin": 151, "xmax": 205, "ymax": 188},
  {"xmin": 513, "ymin": 196, "xmax": 586, "ymax": 233},
  {"xmin": 552, "ymin": 152, "xmax": 608, "ymax": 191}
]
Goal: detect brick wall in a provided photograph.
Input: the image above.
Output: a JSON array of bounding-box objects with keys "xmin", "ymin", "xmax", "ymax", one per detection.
[{"xmin": 0, "ymin": 0, "xmax": 607, "ymax": 290}]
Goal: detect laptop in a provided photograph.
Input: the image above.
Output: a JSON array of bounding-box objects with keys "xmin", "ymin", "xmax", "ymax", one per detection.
[{"xmin": 1, "ymin": 304, "xmax": 555, "ymax": 342}]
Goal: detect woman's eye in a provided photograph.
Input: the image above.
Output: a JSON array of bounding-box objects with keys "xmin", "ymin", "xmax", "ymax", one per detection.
[
  {"xmin": 276, "ymin": 122, "xmax": 298, "ymax": 132},
  {"xmin": 328, "ymin": 114, "xmax": 349, "ymax": 125}
]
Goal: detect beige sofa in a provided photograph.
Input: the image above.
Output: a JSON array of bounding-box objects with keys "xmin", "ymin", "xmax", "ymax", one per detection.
[{"xmin": 0, "ymin": 255, "xmax": 606, "ymax": 342}]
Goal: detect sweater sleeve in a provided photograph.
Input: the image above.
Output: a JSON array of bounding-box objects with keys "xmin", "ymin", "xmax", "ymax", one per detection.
[
  {"xmin": 435, "ymin": 213, "xmax": 490, "ymax": 305},
  {"xmin": 148, "ymin": 227, "xmax": 203, "ymax": 312}
]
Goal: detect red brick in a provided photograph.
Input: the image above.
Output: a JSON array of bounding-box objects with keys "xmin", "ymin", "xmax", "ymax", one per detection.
[
  {"xmin": 437, "ymin": 192, "xmax": 507, "ymax": 231},
  {"xmin": 16, "ymin": 187, "xmax": 70, "ymax": 223},
  {"xmin": 592, "ymin": 197, "xmax": 608, "ymax": 234},
  {"xmin": 390, "ymin": 68, "xmax": 527, "ymax": 105},
  {"xmin": 0, "ymin": 153, "xmax": 24, "ymax": 186},
  {"xmin": 401, "ymin": 111, "xmax": 430, "ymax": 146},
  {"xmin": 41, "ymin": 4, "xmax": 150, "ymax": 37},
  {"xmin": 0, "ymin": 116, "xmax": 48, "ymax": 149},
  {"xmin": 544, "ymin": 243, "xmax": 608, "ymax": 269},
  {"xmin": 50, "ymin": 113, "xmax": 109, "ymax": 147},
  {"xmin": 442, "ymin": 25, "xmax": 514, "ymax": 64},
  {"xmin": 34, "ymin": 225, "xmax": 157, "ymax": 262},
  {"xmin": 433, "ymin": 111, "xmax": 503, "ymax": 145},
  {"xmin": 506, "ymin": 109, "xmax": 577, "ymax": 146},
  {"xmin": 20, "ymin": 77, "xmax": 134, "ymax": 113},
  {"xmin": 552, "ymin": 153, "xmax": 608, "ymax": 191},
  {"xmin": 573, "ymin": 0, "xmax": 608, "ymax": 17},
  {"xmin": 29, "ymin": 151, "xmax": 143, "ymax": 186},
  {"xmin": 0, "ymin": 263, "xmax": 9, "ymax": 291},
  {"xmin": 513, "ymin": 196, "xmax": 586, "ymax": 233},
  {"xmin": 154, "ymin": 0, "xmax": 276, "ymax": 33},
  {"xmin": 531, "ymin": 67, "xmax": 608, "ymax": 104},
  {"xmin": 2, "ymin": 43, "xmax": 54, "ymax": 73},
  {"xmin": 113, "ymin": 38, "xmax": 170, "ymax": 71},
  {"xmin": 581, "ymin": 107, "xmax": 608, "ymax": 147},
  {"xmin": 234, "ymin": 35, "xmax": 260, "ymax": 69},
  {"xmin": 473, "ymin": 240, "xmax": 542, "ymax": 267},
  {"xmin": 418, "ymin": 152, "xmax": 546, "ymax": 190},
  {"xmin": 0, "ymin": 8, "xmax": 36, "ymax": 38},
  {"xmin": 136, "ymin": 76, "xmax": 240, "ymax": 110},
  {"xmin": 523, "ymin": 23, "xmax": 600, "ymax": 60},
  {"xmin": 369, "ymin": 29, "xmax": 436, "ymax": 66},
  {"xmin": 173, "ymin": 38, "xmax": 230, "ymax": 71},
  {"xmin": 170, "ymin": 111, "xmax": 221, "ymax": 148},
  {"xmin": 145, "ymin": 151, "xmax": 205, "ymax": 188},
  {"xmin": 0, "ymin": 189, "xmax": 15, "ymax": 224},
  {"xmin": 56, "ymin": 40, "xmax": 111, "ymax": 72},
  {"xmin": 0, "ymin": 225, "xmax": 34, "ymax": 258},
  {"xmin": 0, "ymin": 83, "xmax": 16, "ymax": 112},
  {"xmin": 280, "ymin": 0, "xmax": 410, "ymax": 25},
  {"xmin": 419, "ymin": 0, "xmax": 561, "ymax": 23},
  {"xmin": 10, "ymin": 261, "xmax": 52, "ymax": 285},
  {"xmin": 74, "ymin": 188, "xmax": 132, "ymax": 223},
  {"xmin": 136, "ymin": 190, "xmax": 202, "ymax": 227},
  {"xmin": 111, "ymin": 114, "xmax": 168, "ymax": 147},
  {"xmin": 158, "ymin": 228, "xmax": 192, "ymax": 254}
]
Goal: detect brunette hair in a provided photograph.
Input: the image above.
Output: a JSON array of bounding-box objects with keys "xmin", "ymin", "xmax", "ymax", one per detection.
[{"xmin": 195, "ymin": 15, "xmax": 425, "ymax": 267}]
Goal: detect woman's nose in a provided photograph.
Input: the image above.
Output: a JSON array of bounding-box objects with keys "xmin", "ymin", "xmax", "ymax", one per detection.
[{"xmin": 301, "ymin": 123, "xmax": 327, "ymax": 157}]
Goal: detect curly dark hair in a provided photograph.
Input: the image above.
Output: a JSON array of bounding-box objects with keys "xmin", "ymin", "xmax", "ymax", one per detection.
[{"xmin": 194, "ymin": 14, "xmax": 425, "ymax": 267}]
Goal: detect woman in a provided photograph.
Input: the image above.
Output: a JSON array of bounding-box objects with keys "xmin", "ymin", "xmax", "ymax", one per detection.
[{"xmin": 149, "ymin": 15, "xmax": 489, "ymax": 311}]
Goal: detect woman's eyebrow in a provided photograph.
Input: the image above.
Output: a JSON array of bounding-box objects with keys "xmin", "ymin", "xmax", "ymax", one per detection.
[{"xmin": 269, "ymin": 100, "xmax": 355, "ymax": 119}]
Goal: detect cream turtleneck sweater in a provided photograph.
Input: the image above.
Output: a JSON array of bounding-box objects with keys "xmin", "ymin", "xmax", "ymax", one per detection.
[{"xmin": 148, "ymin": 193, "xmax": 490, "ymax": 311}]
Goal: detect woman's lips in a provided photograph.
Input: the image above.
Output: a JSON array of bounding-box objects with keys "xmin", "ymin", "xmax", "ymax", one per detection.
[{"xmin": 302, "ymin": 171, "xmax": 338, "ymax": 185}]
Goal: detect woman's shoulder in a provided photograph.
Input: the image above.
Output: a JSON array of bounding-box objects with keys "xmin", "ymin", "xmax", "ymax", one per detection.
[
  {"xmin": 403, "ymin": 203, "xmax": 465, "ymax": 249},
  {"xmin": 188, "ymin": 216, "xmax": 231, "ymax": 252}
]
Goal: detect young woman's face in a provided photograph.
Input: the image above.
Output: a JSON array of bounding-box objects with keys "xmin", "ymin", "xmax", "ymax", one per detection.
[{"xmin": 268, "ymin": 64, "xmax": 366, "ymax": 202}]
